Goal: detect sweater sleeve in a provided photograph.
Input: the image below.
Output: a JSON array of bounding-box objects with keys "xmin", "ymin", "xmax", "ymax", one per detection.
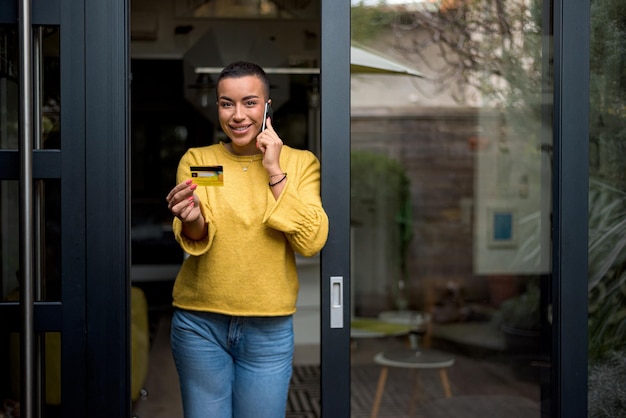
[
  {"xmin": 263, "ymin": 151, "xmax": 329, "ymax": 257},
  {"xmin": 171, "ymin": 148, "xmax": 217, "ymax": 256}
]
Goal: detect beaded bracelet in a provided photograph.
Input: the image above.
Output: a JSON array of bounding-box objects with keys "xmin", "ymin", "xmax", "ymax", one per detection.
[{"xmin": 269, "ymin": 173, "xmax": 287, "ymax": 187}]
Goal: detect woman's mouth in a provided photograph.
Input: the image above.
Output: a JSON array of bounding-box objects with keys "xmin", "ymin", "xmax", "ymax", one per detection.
[{"xmin": 230, "ymin": 124, "xmax": 252, "ymax": 133}]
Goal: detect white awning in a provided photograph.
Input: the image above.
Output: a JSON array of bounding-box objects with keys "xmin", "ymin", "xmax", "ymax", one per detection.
[{"xmin": 350, "ymin": 45, "xmax": 424, "ymax": 78}]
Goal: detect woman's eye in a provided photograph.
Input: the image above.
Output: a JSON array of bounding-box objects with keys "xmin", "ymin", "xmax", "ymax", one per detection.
[
  {"xmin": 220, "ymin": 102, "xmax": 233, "ymax": 108},
  {"xmin": 246, "ymin": 100, "xmax": 258, "ymax": 106}
]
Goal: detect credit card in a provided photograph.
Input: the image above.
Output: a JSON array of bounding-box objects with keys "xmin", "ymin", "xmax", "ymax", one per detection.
[{"xmin": 190, "ymin": 166, "xmax": 223, "ymax": 186}]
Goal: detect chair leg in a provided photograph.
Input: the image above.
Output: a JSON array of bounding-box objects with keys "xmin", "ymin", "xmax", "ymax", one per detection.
[
  {"xmin": 370, "ymin": 366, "xmax": 389, "ymax": 418},
  {"xmin": 439, "ymin": 368, "xmax": 452, "ymax": 398}
]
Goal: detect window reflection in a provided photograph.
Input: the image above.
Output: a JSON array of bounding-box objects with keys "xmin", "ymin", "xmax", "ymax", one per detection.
[
  {"xmin": 0, "ymin": 26, "xmax": 19, "ymax": 150},
  {"xmin": 587, "ymin": 0, "xmax": 626, "ymax": 415},
  {"xmin": 40, "ymin": 27, "xmax": 61, "ymax": 150},
  {"xmin": 38, "ymin": 179, "xmax": 62, "ymax": 301},
  {"xmin": 172, "ymin": 0, "xmax": 319, "ymax": 19},
  {"xmin": 1, "ymin": 330, "xmax": 62, "ymax": 417},
  {"xmin": 0, "ymin": 181, "xmax": 19, "ymax": 302},
  {"xmin": 0, "ymin": 24, "xmax": 62, "ymax": 302},
  {"xmin": 351, "ymin": 1, "xmax": 550, "ymax": 416},
  {"xmin": 0, "ymin": 180, "xmax": 61, "ymax": 303},
  {"xmin": 0, "ymin": 26, "xmax": 60, "ymax": 150}
]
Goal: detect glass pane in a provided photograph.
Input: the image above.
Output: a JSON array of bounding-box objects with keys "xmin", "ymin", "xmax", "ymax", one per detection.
[
  {"xmin": 40, "ymin": 27, "xmax": 61, "ymax": 151},
  {"xmin": 0, "ymin": 26, "xmax": 60, "ymax": 150},
  {"xmin": 37, "ymin": 179, "xmax": 62, "ymax": 301},
  {"xmin": 171, "ymin": 0, "xmax": 319, "ymax": 19},
  {"xmin": 0, "ymin": 23, "xmax": 62, "ymax": 417},
  {"xmin": 587, "ymin": 0, "xmax": 626, "ymax": 415},
  {"xmin": 0, "ymin": 179, "xmax": 61, "ymax": 301},
  {"xmin": 0, "ymin": 331, "xmax": 62, "ymax": 418},
  {"xmin": 130, "ymin": 10, "xmax": 322, "ymax": 415},
  {"xmin": 0, "ymin": 27, "xmax": 19, "ymax": 150},
  {"xmin": 0, "ymin": 180, "xmax": 19, "ymax": 301},
  {"xmin": 351, "ymin": 1, "xmax": 551, "ymax": 416},
  {"xmin": 0, "ymin": 25, "xmax": 61, "ymax": 302}
]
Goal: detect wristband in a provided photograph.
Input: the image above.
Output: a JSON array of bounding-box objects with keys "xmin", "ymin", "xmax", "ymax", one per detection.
[{"xmin": 269, "ymin": 174, "xmax": 287, "ymax": 187}]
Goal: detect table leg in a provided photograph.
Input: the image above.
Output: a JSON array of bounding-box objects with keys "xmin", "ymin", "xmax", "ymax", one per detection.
[
  {"xmin": 409, "ymin": 370, "xmax": 421, "ymax": 416},
  {"xmin": 370, "ymin": 366, "xmax": 389, "ymax": 418},
  {"xmin": 439, "ymin": 368, "xmax": 452, "ymax": 398}
]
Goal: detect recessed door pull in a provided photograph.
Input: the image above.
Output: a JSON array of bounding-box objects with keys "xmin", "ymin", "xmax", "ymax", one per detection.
[{"xmin": 330, "ymin": 276, "xmax": 343, "ymax": 329}]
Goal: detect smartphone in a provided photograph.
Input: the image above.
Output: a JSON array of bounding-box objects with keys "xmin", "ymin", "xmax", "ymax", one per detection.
[{"xmin": 261, "ymin": 101, "xmax": 272, "ymax": 131}]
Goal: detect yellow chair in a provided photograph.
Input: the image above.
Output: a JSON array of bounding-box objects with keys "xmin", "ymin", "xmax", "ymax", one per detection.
[{"xmin": 8, "ymin": 286, "xmax": 149, "ymax": 404}]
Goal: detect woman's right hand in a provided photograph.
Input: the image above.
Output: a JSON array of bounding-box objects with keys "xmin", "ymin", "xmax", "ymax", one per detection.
[{"xmin": 166, "ymin": 179, "xmax": 201, "ymax": 224}]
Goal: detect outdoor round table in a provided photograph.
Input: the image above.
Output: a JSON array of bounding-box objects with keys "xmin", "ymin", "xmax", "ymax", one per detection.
[{"xmin": 370, "ymin": 348, "xmax": 455, "ymax": 418}]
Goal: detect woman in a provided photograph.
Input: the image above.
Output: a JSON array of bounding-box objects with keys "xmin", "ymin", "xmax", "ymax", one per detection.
[{"xmin": 165, "ymin": 61, "xmax": 329, "ymax": 418}]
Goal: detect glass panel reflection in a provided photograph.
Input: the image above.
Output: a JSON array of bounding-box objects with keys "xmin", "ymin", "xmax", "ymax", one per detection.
[
  {"xmin": 0, "ymin": 330, "xmax": 62, "ymax": 417},
  {"xmin": 171, "ymin": 0, "xmax": 319, "ymax": 19},
  {"xmin": 0, "ymin": 24, "xmax": 63, "ymax": 417},
  {"xmin": 40, "ymin": 27, "xmax": 61, "ymax": 151},
  {"xmin": 0, "ymin": 26, "xmax": 59, "ymax": 150},
  {"xmin": 587, "ymin": 0, "xmax": 626, "ymax": 415},
  {"xmin": 0, "ymin": 180, "xmax": 62, "ymax": 303},
  {"xmin": 0, "ymin": 27, "xmax": 19, "ymax": 150},
  {"xmin": 351, "ymin": 1, "xmax": 550, "ymax": 416},
  {"xmin": 0, "ymin": 180, "xmax": 19, "ymax": 302},
  {"xmin": 37, "ymin": 179, "xmax": 62, "ymax": 302}
]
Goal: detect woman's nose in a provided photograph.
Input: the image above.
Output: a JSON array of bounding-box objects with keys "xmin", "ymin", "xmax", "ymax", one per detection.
[{"xmin": 233, "ymin": 104, "xmax": 245, "ymax": 120}]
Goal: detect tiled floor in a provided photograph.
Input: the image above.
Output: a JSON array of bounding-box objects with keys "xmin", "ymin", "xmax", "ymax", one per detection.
[{"xmin": 132, "ymin": 311, "xmax": 541, "ymax": 418}]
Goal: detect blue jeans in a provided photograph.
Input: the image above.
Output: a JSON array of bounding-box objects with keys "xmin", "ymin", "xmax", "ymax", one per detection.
[{"xmin": 170, "ymin": 309, "xmax": 294, "ymax": 418}]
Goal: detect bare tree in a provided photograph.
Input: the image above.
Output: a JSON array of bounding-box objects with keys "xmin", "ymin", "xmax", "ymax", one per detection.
[{"xmin": 353, "ymin": 0, "xmax": 544, "ymax": 106}]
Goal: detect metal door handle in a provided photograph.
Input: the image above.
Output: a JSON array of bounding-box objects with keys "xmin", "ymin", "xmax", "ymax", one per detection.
[
  {"xmin": 18, "ymin": 1, "xmax": 35, "ymax": 417},
  {"xmin": 330, "ymin": 276, "xmax": 343, "ymax": 328}
]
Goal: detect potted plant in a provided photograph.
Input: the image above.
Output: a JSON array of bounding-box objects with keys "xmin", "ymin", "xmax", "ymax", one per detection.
[
  {"xmin": 350, "ymin": 150, "xmax": 413, "ymax": 312},
  {"xmin": 496, "ymin": 278, "xmax": 541, "ymax": 354},
  {"xmin": 588, "ymin": 350, "xmax": 626, "ymax": 418}
]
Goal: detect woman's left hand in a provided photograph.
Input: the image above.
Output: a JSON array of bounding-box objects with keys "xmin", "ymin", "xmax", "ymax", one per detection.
[{"xmin": 256, "ymin": 117, "xmax": 283, "ymax": 172}]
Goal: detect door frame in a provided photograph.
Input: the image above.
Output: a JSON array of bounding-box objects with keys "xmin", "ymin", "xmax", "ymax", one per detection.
[
  {"xmin": 317, "ymin": 0, "xmax": 591, "ymax": 417},
  {"xmin": 82, "ymin": 0, "xmax": 131, "ymax": 416},
  {"xmin": 2, "ymin": 0, "xmax": 591, "ymax": 415},
  {"xmin": 320, "ymin": 0, "xmax": 351, "ymax": 416},
  {"xmin": 0, "ymin": 0, "xmax": 130, "ymax": 416},
  {"xmin": 552, "ymin": 0, "xmax": 589, "ymax": 416}
]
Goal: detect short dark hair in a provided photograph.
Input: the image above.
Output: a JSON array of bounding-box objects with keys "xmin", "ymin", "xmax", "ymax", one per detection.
[{"xmin": 216, "ymin": 61, "xmax": 270, "ymax": 99}]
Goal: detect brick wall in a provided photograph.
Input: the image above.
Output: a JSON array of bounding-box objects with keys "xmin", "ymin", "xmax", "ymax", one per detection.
[{"xmin": 351, "ymin": 107, "xmax": 496, "ymax": 315}]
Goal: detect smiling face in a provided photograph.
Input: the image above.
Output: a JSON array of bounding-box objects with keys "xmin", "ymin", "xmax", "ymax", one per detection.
[{"xmin": 217, "ymin": 75, "xmax": 269, "ymax": 155}]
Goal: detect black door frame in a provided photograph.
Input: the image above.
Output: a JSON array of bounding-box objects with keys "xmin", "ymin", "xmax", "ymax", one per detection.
[
  {"xmin": 317, "ymin": 0, "xmax": 590, "ymax": 417},
  {"xmin": 82, "ymin": 0, "xmax": 131, "ymax": 416},
  {"xmin": 0, "ymin": 0, "xmax": 130, "ymax": 416},
  {"xmin": 552, "ymin": 0, "xmax": 589, "ymax": 416},
  {"xmin": 320, "ymin": 0, "xmax": 351, "ymax": 416},
  {"xmin": 1, "ymin": 0, "xmax": 590, "ymax": 415}
]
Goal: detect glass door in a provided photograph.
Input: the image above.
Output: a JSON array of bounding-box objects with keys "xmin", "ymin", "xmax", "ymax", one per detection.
[
  {"xmin": 124, "ymin": 0, "xmax": 591, "ymax": 416},
  {"xmin": 348, "ymin": 1, "xmax": 554, "ymax": 416},
  {"xmin": 128, "ymin": 1, "xmax": 327, "ymax": 417},
  {"xmin": 0, "ymin": 1, "xmax": 130, "ymax": 417},
  {"xmin": 0, "ymin": 4, "xmax": 79, "ymax": 417}
]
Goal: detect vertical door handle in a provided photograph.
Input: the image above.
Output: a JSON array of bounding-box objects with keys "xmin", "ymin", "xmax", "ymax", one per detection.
[
  {"xmin": 18, "ymin": 1, "xmax": 35, "ymax": 418},
  {"xmin": 330, "ymin": 276, "xmax": 344, "ymax": 328},
  {"xmin": 32, "ymin": 26, "xmax": 45, "ymax": 418}
]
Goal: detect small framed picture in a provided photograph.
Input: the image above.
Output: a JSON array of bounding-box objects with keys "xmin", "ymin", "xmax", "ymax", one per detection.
[{"xmin": 487, "ymin": 207, "xmax": 517, "ymax": 248}]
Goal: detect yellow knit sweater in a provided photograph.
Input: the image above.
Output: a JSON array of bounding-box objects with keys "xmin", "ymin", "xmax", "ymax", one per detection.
[{"xmin": 171, "ymin": 142, "xmax": 329, "ymax": 316}]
